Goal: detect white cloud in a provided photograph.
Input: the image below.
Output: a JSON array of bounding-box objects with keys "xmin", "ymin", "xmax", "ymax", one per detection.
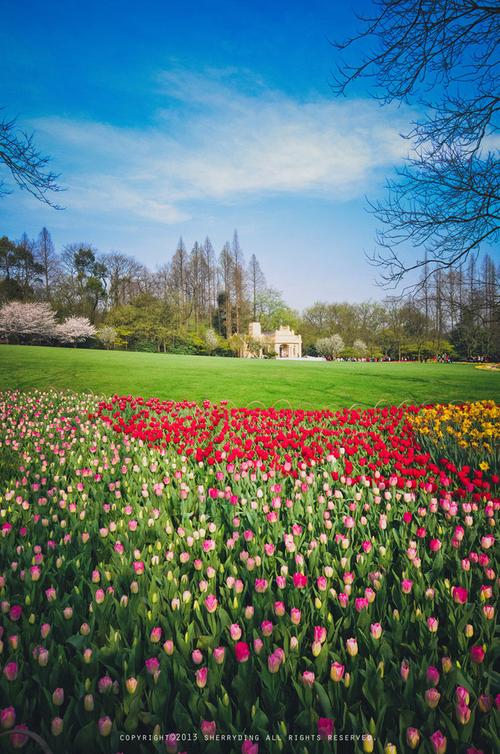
[{"xmin": 30, "ymin": 69, "xmax": 412, "ymax": 224}]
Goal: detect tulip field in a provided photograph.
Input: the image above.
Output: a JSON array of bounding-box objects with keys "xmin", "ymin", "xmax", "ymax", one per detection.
[{"xmin": 0, "ymin": 390, "xmax": 498, "ymax": 754}]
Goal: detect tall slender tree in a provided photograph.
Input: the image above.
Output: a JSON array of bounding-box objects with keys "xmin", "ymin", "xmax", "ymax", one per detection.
[
  {"xmin": 219, "ymin": 243, "xmax": 233, "ymax": 337},
  {"xmin": 36, "ymin": 227, "xmax": 58, "ymax": 300},
  {"xmin": 247, "ymin": 253, "xmax": 266, "ymax": 321}
]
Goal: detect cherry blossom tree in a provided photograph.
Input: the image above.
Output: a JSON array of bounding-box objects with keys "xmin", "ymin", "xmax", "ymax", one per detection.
[
  {"xmin": 0, "ymin": 301, "xmax": 57, "ymax": 342},
  {"xmin": 316, "ymin": 334, "xmax": 345, "ymax": 359},
  {"xmin": 55, "ymin": 316, "xmax": 96, "ymax": 344},
  {"xmin": 97, "ymin": 325, "xmax": 117, "ymax": 349},
  {"xmin": 353, "ymin": 338, "xmax": 368, "ymax": 358},
  {"xmin": 204, "ymin": 327, "xmax": 219, "ymax": 353}
]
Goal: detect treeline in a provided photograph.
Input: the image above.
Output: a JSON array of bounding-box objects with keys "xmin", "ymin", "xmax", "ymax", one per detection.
[{"xmin": 0, "ymin": 228, "xmax": 498, "ymax": 359}]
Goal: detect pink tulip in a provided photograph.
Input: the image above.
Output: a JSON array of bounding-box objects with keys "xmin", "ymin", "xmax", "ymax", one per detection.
[
  {"xmin": 150, "ymin": 626, "xmax": 162, "ymax": 643},
  {"xmin": 293, "ymin": 573, "xmax": 307, "ymax": 588},
  {"xmin": 425, "ymin": 688, "xmax": 441, "ymax": 709},
  {"xmin": 301, "ymin": 670, "xmax": 315, "ymax": 687},
  {"xmin": 290, "ymin": 608, "xmax": 301, "ymax": 625},
  {"xmin": 9, "ymin": 605, "xmax": 22, "ymax": 622},
  {"xmin": 0, "ymin": 707, "xmax": 15, "ymax": 730},
  {"xmin": 98, "ymin": 716, "xmax": 112, "ymax": 737},
  {"xmin": 470, "ymin": 645, "xmax": 485, "ymax": 664},
  {"xmin": 430, "ymin": 730, "xmax": 447, "ymax": 754},
  {"xmin": 3, "ymin": 662, "xmax": 17, "ymax": 682},
  {"xmin": 478, "ymin": 694, "xmax": 493, "ymax": 713},
  {"xmin": 274, "ymin": 601, "xmax": 285, "ymax": 617},
  {"xmin": 254, "ymin": 637, "xmax": 264, "ymax": 654},
  {"xmin": 204, "ymin": 594, "xmax": 218, "ymax": 613},
  {"xmin": 400, "ymin": 659, "xmax": 410, "ymax": 681},
  {"xmin": 482, "ymin": 605, "xmax": 494, "ymax": 620},
  {"xmin": 346, "ymin": 637, "xmax": 358, "ymax": 656},
  {"xmin": 330, "ymin": 661, "xmax": 345, "ymax": 682},
  {"xmin": 313, "ymin": 626, "xmax": 327, "ymax": 644},
  {"xmin": 241, "ymin": 740, "xmax": 259, "ymax": 754},
  {"xmin": 234, "ymin": 642, "xmax": 250, "ymax": 663},
  {"xmin": 317, "ymin": 717, "xmax": 334, "ymax": 740},
  {"xmin": 145, "ymin": 657, "xmax": 160, "ymax": 674},
  {"xmin": 9, "ymin": 724, "xmax": 29, "ymax": 749},
  {"xmin": 192, "ymin": 649, "xmax": 203, "ymax": 665},
  {"xmin": 406, "ymin": 727, "xmax": 420, "ymax": 749},
  {"xmin": 456, "ymin": 701, "xmax": 471, "ymax": 725},
  {"xmin": 98, "ymin": 675, "xmax": 113, "ymax": 693},
  {"xmin": 52, "ymin": 688, "xmax": 64, "ymax": 706},
  {"xmin": 355, "ymin": 597, "xmax": 369, "ymax": 612},
  {"xmin": 201, "ymin": 720, "xmax": 216, "ymax": 737},
  {"xmin": 452, "ymin": 586, "xmax": 468, "ymax": 604},
  {"xmin": 213, "ymin": 646, "xmax": 225, "ymax": 664},
  {"xmin": 230, "ymin": 624, "xmax": 242, "ymax": 641},
  {"xmin": 426, "ymin": 666, "xmax": 440, "ymax": 687},
  {"xmin": 261, "ymin": 620, "xmax": 273, "ymax": 637},
  {"xmin": 51, "ymin": 717, "xmax": 63, "ymax": 736},
  {"xmin": 268, "ymin": 652, "xmax": 282, "ymax": 674},
  {"xmin": 163, "ymin": 640, "xmax": 174, "ymax": 655},
  {"xmin": 195, "ymin": 667, "xmax": 208, "ymax": 688}
]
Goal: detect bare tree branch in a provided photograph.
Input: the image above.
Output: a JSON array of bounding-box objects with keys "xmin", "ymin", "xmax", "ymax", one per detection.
[
  {"xmin": 0, "ymin": 110, "xmax": 64, "ymax": 208},
  {"xmin": 334, "ymin": 0, "xmax": 500, "ymax": 288}
]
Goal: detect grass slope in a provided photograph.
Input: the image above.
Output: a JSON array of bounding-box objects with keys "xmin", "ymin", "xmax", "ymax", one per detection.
[{"xmin": 0, "ymin": 345, "xmax": 497, "ymax": 408}]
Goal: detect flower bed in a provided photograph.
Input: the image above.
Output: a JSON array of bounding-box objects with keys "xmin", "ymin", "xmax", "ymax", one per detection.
[{"xmin": 0, "ymin": 391, "xmax": 498, "ymax": 754}]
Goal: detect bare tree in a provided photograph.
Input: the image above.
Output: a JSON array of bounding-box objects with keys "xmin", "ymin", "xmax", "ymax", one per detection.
[
  {"xmin": 334, "ymin": 1, "xmax": 499, "ymax": 287},
  {"xmin": 219, "ymin": 242, "xmax": 233, "ymax": 337},
  {"xmin": 231, "ymin": 230, "xmax": 246, "ymax": 333},
  {"xmin": 36, "ymin": 227, "xmax": 59, "ymax": 300},
  {"xmin": 203, "ymin": 237, "xmax": 217, "ymax": 326},
  {"xmin": 247, "ymin": 253, "xmax": 266, "ymax": 320},
  {"xmin": 0, "ymin": 111, "xmax": 63, "ymax": 207}
]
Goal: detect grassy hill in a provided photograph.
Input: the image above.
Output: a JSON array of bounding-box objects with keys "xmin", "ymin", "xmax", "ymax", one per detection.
[{"xmin": 0, "ymin": 344, "xmax": 497, "ymax": 408}]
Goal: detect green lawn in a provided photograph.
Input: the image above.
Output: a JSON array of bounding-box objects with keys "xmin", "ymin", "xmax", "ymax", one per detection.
[{"xmin": 0, "ymin": 344, "xmax": 497, "ymax": 408}]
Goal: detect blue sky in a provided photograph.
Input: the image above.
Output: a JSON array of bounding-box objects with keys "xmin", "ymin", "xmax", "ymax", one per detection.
[{"xmin": 1, "ymin": 0, "xmax": 432, "ymax": 307}]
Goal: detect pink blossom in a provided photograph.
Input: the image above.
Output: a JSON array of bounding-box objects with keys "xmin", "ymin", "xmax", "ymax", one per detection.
[
  {"xmin": 234, "ymin": 642, "xmax": 250, "ymax": 663},
  {"xmin": 317, "ymin": 717, "xmax": 334, "ymax": 740}
]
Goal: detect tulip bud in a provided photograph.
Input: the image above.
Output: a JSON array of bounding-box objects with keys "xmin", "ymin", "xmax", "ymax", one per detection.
[
  {"xmin": 213, "ymin": 646, "xmax": 225, "ymax": 664},
  {"xmin": 478, "ymin": 694, "xmax": 493, "ymax": 713},
  {"xmin": 312, "ymin": 641, "xmax": 322, "ymax": 657},
  {"xmin": 400, "ymin": 659, "xmax": 410, "ymax": 681},
  {"xmin": 425, "ymin": 688, "xmax": 441, "ymax": 709},
  {"xmin": 441, "ymin": 656, "xmax": 452, "ymax": 674},
  {"xmin": 52, "ymin": 688, "xmax": 64, "ymax": 706},
  {"xmin": 346, "ymin": 637, "xmax": 358, "ymax": 656},
  {"xmin": 384, "ymin": 744, "xmax": 397, "ymax": 754},
  {"xmin": 363, "ymin": 735, "xmax": 374, "ymax": 753},
  {"xmin": 50, "ymin": 717, "xmax": 63, "ymax": 736},
  {"xmin": 406, "ymin": 728, "xmax": 420, "ymax": 749},
  {"xmin": 84, "ymin": 694, "xmax": 94, "ymax": 712},
  {"xmin": 98, "ymin": 716, "xmax": 112, "ymax": 736},
  {"xmin": 0, "ymin": 707, "xmax": 16, "ymax": 730},
  {"xmin": 126, "ymin": 677, "xmax": 138, "ymax": 694}
]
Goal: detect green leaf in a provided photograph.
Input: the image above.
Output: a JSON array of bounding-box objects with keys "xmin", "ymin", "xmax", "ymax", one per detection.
[{"xmin": 314, "ymin": 682, "xmax": 333, "ymax": 717}]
